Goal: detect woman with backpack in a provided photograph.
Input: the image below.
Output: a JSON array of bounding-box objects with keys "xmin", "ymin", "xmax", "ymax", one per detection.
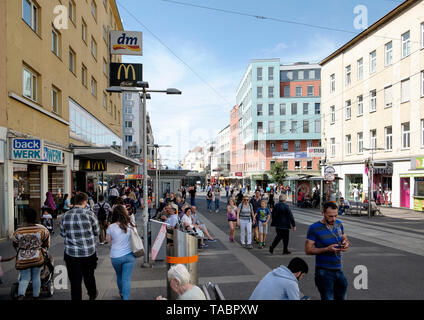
[
  {"xmin": 105, "ymin": 205, "xmax": 136, "ymax": 300},
  {"xmin": 236, "ymin": 195, "xmax": 256, "ymax": 249}
]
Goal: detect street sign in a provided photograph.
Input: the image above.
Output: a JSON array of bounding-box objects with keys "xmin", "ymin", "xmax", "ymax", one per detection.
[
  {"xmin": 307, "ymin": 147, "xmax": 325, "ymax": 158},
  {"xmin": 110, "ymin": 31, "xmax": 143, "ymax": 56},
  {"xmin": 109, "ymin": 62, "xmax": 143, "ymax": 87},
  {"xmin": 324, "ymin": 166, "xmax": 335, "ymax": 174},
  {"xmin": 324, "ymin": 172, "xmax": 335, "ymax": 181}
]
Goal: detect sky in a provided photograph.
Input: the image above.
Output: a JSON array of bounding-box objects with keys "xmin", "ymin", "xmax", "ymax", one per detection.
[{"xmin": 116, "ymin": 0, "xmax": 402, "ymax": 168}]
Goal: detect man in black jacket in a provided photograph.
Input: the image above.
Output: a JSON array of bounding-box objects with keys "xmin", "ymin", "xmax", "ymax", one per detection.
[{"xmin": 269, "ymin": 194, "xmax": 296, "ymax": 255}]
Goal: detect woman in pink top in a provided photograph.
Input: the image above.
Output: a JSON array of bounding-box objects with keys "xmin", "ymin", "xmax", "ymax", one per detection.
[{"xmin": 227, "ymin": 198, "xmax": 237, "ymax": 242}]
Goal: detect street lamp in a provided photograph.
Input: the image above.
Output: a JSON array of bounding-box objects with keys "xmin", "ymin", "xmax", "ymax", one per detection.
[
  {"xmin": 363, "ymin": 146, "xmax": 385, "ymax": 219},
  {"xmin": 107, "ymin": 83, "xmax": 181, "ymax": 267}
]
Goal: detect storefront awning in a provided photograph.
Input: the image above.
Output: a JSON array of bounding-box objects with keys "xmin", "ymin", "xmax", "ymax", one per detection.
[{"xmin": 71, "ymin": 146, "xmax": 140, "ymax": 167}]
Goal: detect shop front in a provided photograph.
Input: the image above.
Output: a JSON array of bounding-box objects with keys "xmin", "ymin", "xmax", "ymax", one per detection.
[
  {"xmin": 399, "ymin": 157, "xmax": 424, "ymax": 211},
  {"xmin": 251, "ymin": 174, "xmax": 268, "ymax": 191},
  {"xmin": 345, "ymin": 174, "xmax": 364, "ymax": 202},
  {"xmin": 373, "ymin": 162, "xmax": 393, "ymax": 206}
]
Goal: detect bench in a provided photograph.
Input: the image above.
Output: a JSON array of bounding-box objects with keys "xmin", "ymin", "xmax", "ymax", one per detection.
[
  {"xmin": 349, "ymin": 202, "xmax": 368, "ymax": 216},
  {"xmin": 202, "ymin": 282, "xmax": 225, "ymax": 300}
]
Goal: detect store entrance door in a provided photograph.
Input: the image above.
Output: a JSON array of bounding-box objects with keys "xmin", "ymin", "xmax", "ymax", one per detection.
[{"xmin": 400, "ymin": 178, "xmax": 410, "ymax": 208}]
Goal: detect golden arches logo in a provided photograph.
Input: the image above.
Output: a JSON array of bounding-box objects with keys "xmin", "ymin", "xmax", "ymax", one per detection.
[
  {"xmin": 92, "ymin": 161, "xmax": 105, "ymax": 171},
  {"xmin": 117, "ymin": 64, "xmax": 136, "ymax": 81}
]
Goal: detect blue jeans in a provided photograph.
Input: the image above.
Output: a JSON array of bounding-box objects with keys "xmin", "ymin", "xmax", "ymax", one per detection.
[
  {"xmin": 111, "ymin": 253, "xmax": 136, "ymax": 300},
  {"xmin": 315, "ymin": 268, "xmax": 348, "ymax": 300},
  {"xmin": 207, "ymin": 199, "xmax": 212, "ymax": 210},
  {"xmin": 190, "ymin": 198, "xmax": 196, "ymax": 206},
  {"xmin": 215, "ymin": 199, "xmax": 220, "ymax": 210},
  {"xmin": 18, "ymin": 267, "xmax": 42, "ymax": 297}
]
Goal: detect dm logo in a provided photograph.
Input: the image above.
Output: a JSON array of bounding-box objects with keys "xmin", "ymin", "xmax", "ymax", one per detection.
[{"xmin": 113, "ymin": 32, "xmax": 141, "ymax": 53}]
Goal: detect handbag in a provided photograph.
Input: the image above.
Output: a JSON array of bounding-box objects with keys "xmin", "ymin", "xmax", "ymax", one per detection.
[{"xmin": 129, "ymin": 226, "xmax": 145, "ymax": 258}]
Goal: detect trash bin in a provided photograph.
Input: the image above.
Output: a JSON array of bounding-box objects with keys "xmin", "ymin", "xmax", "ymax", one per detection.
[{"xmin": 166, "ymin": 229, "xmax": 198, "ymax": 300}]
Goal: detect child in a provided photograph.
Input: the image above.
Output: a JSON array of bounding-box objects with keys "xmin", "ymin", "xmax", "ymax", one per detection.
[
  {"xmin": 254, "ymin": 200, "xmax": 271, "ymax": 249},
  {"xmin": 41, "ymin": 207, "xmax": 54, "ymax": 234},
  {"xmin": 0, "ymin": 256, "xmax": 15, "ymax": 285}
]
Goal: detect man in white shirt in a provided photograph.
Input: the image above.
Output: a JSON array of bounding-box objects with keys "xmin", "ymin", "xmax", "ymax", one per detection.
[
  {"xmin": 109, "ymin": 185, "xmax": 119, "ymax": 205},
  {"xmin": 352, "ymin": 187, "xmax": 360, "ymax": 202}
]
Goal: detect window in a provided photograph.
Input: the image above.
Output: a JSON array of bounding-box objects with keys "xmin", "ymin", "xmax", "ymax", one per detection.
[
  {"xmin": 315, "ymin": 119, "xmax": 321, "ymax": 133},
  {"xmin": 283, "ymin": 161, "xmax": 288, "ymax": 169},
  {"xmin": 307, "ymin": 141, "xmax": 313, "ymax": 148},
  {"xmin": 268, "ymin": 104, "xmax": 274, "ymax": 116},
  {"xmin": 82, "ymin": 19, "xmax": 87, "ymax": 43},
  {"xmin": 402, "ymin": 122, "xmax": 410, "ymax": 149},
  {"xmin": 357, "ymin": 132, "xmax": 363, "ymax": 154},
  {"xmin": 257, "ymin": 122, "xmax": 263, "ymax": 134},
  {"xmin": 298, "ymin": 70, "xmax": 304, "ymax": 80},
  {"xmin": 91, "ymin": 0, "xmax": 97, "ymax": 20},
  {"xmin": 295, "ymin": 161, "xmax": 301, "ymax": 168},
  {"xmin": 51, "ymin": 86, "xmax": 60, "ymax": 114},
  {"xmin": 257, "ymin": 67, "xmax": 262, "ymax": 81},
  {"xmin": 103, "ymin": 58, "xmax": 108, "ymax": 76},
  {"xmin": 303, "ymin": 120, "xmax": 309, "ymax": 133},
  {"xmin": 279, "ymin": 103, "xmax": 286, "ymax": 115},
  {"xmin": 370, "ymin": 51, "xmax": 376, "ymax": 74},
  {"xmin": 69, "ymin": 0, "xmax": 76, "ymax": 23},
  {"xmin": 91, "ymin": 77, "xmax": 97, "ymax": 97},
  {"xmin": 257, "ymin": 104, "xmax": 263, "ymax": 116},
  {"xmin": 81, "ymin": 64, "xmax": 87, "ymax": 86},
  {"xmin": 346, "ymin": 135, "xmax": 352, "ymax": 155},
  {"xmin": 268, "ymin": 121, "xmax": 275, "ymax": 134},
  {"xmin": 293, "ymin": 141, "xmax": 301, "ymax": 152},
  {"xmin": 303, "ymin": 103, "xmax": 309, "ymax": 115},
  {"xmin": 51, "ymin": 29, "xmax": 60, "ymax": 56},
  {"xmin": 125, "ymin": 135, "xmax": 132, "ymax": 142},
  {"xmin": 282, "ymin": 141, "xmax": 289, "ymax": 151},
  {"xmin": 23, "ymin": 67, "xmax": 37, "ymax": 101},
  {"xmin": 385, "ymin": 41, "xmax": 392, "ymax": 66},
  {"xmin": 283, "ymin": 86, "xmax": 290, "ymax": 97},
  {"xmin": 296, "ymin": 86, "xmax": 302, "ymax": 97},
  {"xmin": 370, "ymin": 129, "xmax": 377, "ymax": 150},
  {"xmin": 268, "ymin": 67, "xmax": 274, "ymax": 80},
  {"xmin": 330, "ymin": 138, "xmax": 335, "ymax": 157},
  {"xmin": 330, "ymin": 106, "xmax": 335, "ymax": 123},
  {"xmin": 103, "ymin": 93, "xmax": 107, "ymax": 109},
  {"xmin": 357, "ymin": 95, "xmax": 363, "ymax": 116},
  {"xmin": 270, "ymin": 143, "xmax": 276, "ymax": 152},
  {"xmin": 257, "ymin": 87, "xmax": 262, "ymax": 98},
  {"xmin": 345, "ymin": 100, "xmax": 351, "ymax": 120},
  {"xmin": 307, "ymin": 85, "xmax": 314, "ymax": 96},
  {"xmin": 357, "ymin": 58, "xmax": 363, "ymax": 80},
  {"xmin": 103, "ymin": 25, "xmax": 108, "ymax": 42},
  {"xmin": 402, "ymin": 31, "xmax": 410, "ymax": 58},
  {"xmin": 309, "ymin": 70, "xmax": 315, "ymax": 80},
  {"xmin": 401, "ymin": 78, "xmax": 410, "ymax": 103},
  {"xmin": 69, "ymin": 48, "xmax": 76, "ymax": 73},
  {"xmin": 280, "ymin": 121, "xmax": 286, "ymax": 134},
  {"xmin": 307, "ymin": 161, "xmax": 313, "ymax": 170},
  {"xmin": 330, "ymin": 74, "xmax": 335, "ymax": 92},
  {"xmin": 370, "ymin": 90, "xmax": 377, "ymax": 112},
  {"xmin": 91, "ymin": 37, "xmax": 97, "ymax": 59},
  {"xmin": 385, "ymin": 126, "xmax": 392, "ymax": 151},
  {"xmin": 268, "ymin": 86, "xmax": 274, "ymax": 98},
  {"xmin": 125, "ymin": 121, "xmax": 132, "ymax": 128},
  {"xmin": 384, "ymin": 86, "xmax": 392, "ymax": 108},
  {"xmin": 291, "ymin": 121, "xmax": 297, "ymax": 133},
  {"xmin": 345, "ymin": 65, "xmax": 351, "ymax": 85},
  {"xmin": 291, "ymin": 103, "xmax": 297, "ymax": 115},
  {"xmin": 23, "ymin": 0, "xmax": 38, "ymax": 32},
  {"xmin": 315, "ymin": 103, "xmax": 320, "ymax": 115}
]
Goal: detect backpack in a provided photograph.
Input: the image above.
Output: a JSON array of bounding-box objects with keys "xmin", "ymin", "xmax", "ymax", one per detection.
[{"xmin": 97, "ymin": 202, "xmax": 107, "ymax": 221}]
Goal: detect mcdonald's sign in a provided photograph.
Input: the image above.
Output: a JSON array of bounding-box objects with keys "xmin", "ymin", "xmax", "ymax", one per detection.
[
  {"xmin": 110, "ymin": 63, "xmax": 143, "ymax": 87},
  {"xmin": 79, "ymin": 159, "xmax": 107, "ymax": 172}
]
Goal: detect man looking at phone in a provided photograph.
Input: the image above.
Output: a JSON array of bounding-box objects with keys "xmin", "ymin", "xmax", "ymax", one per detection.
[{"xmin": 305, "ymin": 202, "xmax": 350, "ymax": 300}]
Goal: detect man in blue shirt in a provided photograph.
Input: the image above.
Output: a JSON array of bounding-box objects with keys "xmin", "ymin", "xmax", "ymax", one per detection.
[{"xmin": 305, "ymin": 201, "xmax": 351, "ymax": 300}]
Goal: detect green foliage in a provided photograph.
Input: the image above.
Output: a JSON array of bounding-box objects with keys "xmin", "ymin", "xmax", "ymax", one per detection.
[{"xmin": 267, "ymin": 161, "xmax": 288, "ymax": 185}]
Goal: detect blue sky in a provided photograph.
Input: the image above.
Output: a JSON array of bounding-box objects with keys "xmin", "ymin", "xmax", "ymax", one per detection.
[{"xmin": 116, "ymin": 0, "xmax": 401, "ymax": 167}]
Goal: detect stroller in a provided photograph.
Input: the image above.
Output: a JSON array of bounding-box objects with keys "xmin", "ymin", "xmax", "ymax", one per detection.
[{"xmin": 11, "ymin": 252, "xmax": 55, "ymax": 299}]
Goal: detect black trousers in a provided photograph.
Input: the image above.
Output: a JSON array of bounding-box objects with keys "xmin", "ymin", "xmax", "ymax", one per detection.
[
  {"xmin": 271, "ymin": 228, "xmax": 290, "ymax": 252},
  {"xmin": 64, "ymin": 253, "xmax": 98, "ymax": 300}
]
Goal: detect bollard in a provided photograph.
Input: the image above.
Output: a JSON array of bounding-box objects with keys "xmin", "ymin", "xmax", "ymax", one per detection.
[{"xmin": 166, "ymin": 229, "xmax": 198, "ymax": 300}]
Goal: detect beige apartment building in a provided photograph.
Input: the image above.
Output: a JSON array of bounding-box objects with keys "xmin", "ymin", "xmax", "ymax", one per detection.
[
  {"xmin": 320, "ymin": 0, "xmax": 424, "ymax": 210},
  {"xmin": 0, "ymin": 0, "xmax": 138, "ymax": 239}
]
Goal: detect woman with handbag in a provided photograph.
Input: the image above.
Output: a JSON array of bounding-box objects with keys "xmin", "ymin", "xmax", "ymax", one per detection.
[
  {"xmin": 105, "ymin": 205, "xmax": 137, "ymax": 300},
  {"xmin": 12, "ymin": 207, "xmax": 50, "ymax": 300}
]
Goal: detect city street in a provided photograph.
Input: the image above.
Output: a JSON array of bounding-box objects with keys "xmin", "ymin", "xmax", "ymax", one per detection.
[{"xmin": 1, "ymin": 194, "xmax": 424, "ymax": 300}]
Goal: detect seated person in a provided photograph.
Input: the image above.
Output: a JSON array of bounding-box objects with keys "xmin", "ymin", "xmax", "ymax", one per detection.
[
  {"xmin": 181, "ymin": 207, "xmax": 206, "ymax": 249},
  {"xmin": 191, "ymin": 206, "xmax": 216, "ymax": 242},
  {"xmin": 370, "ymin": 200, "xmax": 382, "ymax": 216},
  {"xmin": 338, "ymin": 197, "xmax": 350, "ymax": 215},
  {"xmin": 165, "ymin": 207, "xmax": 179, "ymax": 229}
]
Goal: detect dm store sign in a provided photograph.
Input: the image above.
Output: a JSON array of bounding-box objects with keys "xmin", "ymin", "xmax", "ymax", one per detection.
[{"xmin": 11, "ymin": 139, "xmax": 43, "ymax": 161}]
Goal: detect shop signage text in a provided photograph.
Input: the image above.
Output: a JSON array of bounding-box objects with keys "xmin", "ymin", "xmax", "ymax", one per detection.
[
  {"xmin": 42, "ymin": 147, "xmax": 63, "ymax": 164},
  {"xmin": 11, "ymin": 138, "xmax": 43, "ymax": 161},
  {"xmin": 110, "ymin": 31, "xmax": 143, "ymax": 56},
  {"xmin": 273, "ymin": 152, "xmax": 309, "ymax": 159},
  {"xmin": 307, "ymin": 147, "xmax": 325, "ymax": 158},
  {"xmin": 252, "ymin": 174, "xmax": 267, "ymax": 180},
  {"xmin": 235, "ymin": 172, "xmax": 243, "ymax": 177}
]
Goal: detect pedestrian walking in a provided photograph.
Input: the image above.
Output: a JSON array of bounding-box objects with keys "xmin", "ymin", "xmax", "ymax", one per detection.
[
  {"xmin": 188, "ymin": 185, "xmax": 196, "ymax": 206},
  {"xmin": 206, "ymin": 190, "xmax": 213, "ymax": 213},
  {"xmin": 123, "ymin": 191, "xmax": 137, "ymax": 225},
  {"xmin": 269, "ymin": 194, "xmax": 296, "ymax": 255},
  {"xmin": 109, "ymin": 185, "xmax": 119, "ymax": 205},
  {"xmin": 249, "ymin": 257, "xmax": 308, "ymax": 300},
  {"xmin": 237, "ymin": 196, "xmax": 255, "ymax": 249},
  {"xmin": 60, "ymin": 192, "xmax": 100, "ymax": 301},
  {"xmin": 214, "ymin": 186, "xmax": 221, "ymax": 213},
  {"xmin": 236, "ymin": 189, "xmax": 243, "ymax": 206},
  {"xmin": 105, "ymin": 205, "xmax": 136, "ymax": 300},
  {"xmin": 12, "ymin": 208, "xmax": 50, "ymax": 300},
  {"xmin": 43, "ymin": 191, "xmax": 57, "ymax": 218},
  {"xmin": 226, "ymin": 198, "xmax": 238, "ymax": 242},
  {"xmin": 305, "ymin": 201, "xmax": 351, "ymax": 300},
  {"xmin": 268, "ymin": 188, "xmax": 275, "ymax": 211},
  {"xmin": 255, "ymin": 200, "xmax": 271, "ymax": 248},
  {"xmin": 63, "ymin": 193, "xmax": 72, "ymax": 211},
  {"xmin": 250, "ymin": 190, "xmax": 262, "ymax": 244},
  {"xmin": 93, "ymin": 195, "xmax": 112, "ymax": 245}
]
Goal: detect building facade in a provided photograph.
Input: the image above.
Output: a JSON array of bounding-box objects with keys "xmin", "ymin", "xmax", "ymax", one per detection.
[
  {"xmin": 182, "ymin": 146, "xmax": 204, "ymax": 173},
  {"xmin": 320, "ymin": 0, "xmax": 424, "ymax": 210},
  {"xmin": 211, "ymin": 125, "xmax": 231, "ymax": 183}
]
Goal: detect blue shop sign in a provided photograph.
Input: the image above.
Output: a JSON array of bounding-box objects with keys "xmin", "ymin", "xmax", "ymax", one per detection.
[
  {"xmin": 42, "ymin": 146, "xmax": 63, "ymax": 164},
  {"xmin": 11, "ymin": 138, "xmax": 43, "ymax": 160}
]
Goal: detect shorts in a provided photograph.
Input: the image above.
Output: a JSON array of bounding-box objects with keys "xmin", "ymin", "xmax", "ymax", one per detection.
[
  {"xmin": 228, "ymin": 219, "xmax": 237, "ymax": 222},
  {"xmin": 258, "ymin": 221, "xmax": 268, "ymax": 234}
]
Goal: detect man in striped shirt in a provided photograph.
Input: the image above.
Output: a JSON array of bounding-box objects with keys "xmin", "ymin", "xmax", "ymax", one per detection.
[
  {"xmin": 61, "ymin": 192, "xmax": 100, "ymax": 300},
  {"xmin": 305, "ymin": 201, "xmax": 351, "ymax": 300}
]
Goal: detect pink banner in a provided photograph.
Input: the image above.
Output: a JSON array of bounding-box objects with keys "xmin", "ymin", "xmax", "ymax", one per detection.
[{"xmin": 151, "ymin": 224, "xmax": 167, "ymax": 261}]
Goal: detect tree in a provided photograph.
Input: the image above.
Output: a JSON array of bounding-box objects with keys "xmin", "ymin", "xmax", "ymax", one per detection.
[{"xmin": 267, "ymin": 161, "xmax": 288, "ymax": 186}]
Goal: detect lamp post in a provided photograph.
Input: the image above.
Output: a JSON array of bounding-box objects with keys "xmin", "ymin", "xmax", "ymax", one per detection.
[
  {"xmin": 363, "ymin": 146, "xmax": 384, "ymax": 219},
  {"xmin": 107, "ymin": 84, "xmax": 181, "ymax": 266}
]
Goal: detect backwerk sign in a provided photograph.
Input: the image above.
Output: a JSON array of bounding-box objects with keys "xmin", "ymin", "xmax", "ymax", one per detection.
[
  {"xmin": 11, "ymin": 138, "xmax": 43, "ymax": 161},
  {"xmin": 109, "ymin": 63, "xmax": 143, "ymax": 87},
  {"xmin": 110, "ymin": 31, "xmax": 143, "ymax": 56}
]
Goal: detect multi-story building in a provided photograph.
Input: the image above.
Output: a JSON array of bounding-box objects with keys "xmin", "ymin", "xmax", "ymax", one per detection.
[
  {"xmin": 320, "ymin": 0, "xmax": 424, "ymax": 210},
  {"xmin": 0, "ymin": 0, "xmax": 137, "ymax": 238},
  {"xmin": 229, "ymin": 105, "xmax": 244, "ymax": 185},
  {"xmin": 182, "ymin": 146, "xmax": 204, "ymax": 172},
  {"xmin": 234, "ymin": 59, "xmax": 322, "ymax": 190},
  {"xmin": 211, "ymin": 125, "xmax": 231, "ymax": 183},
  {"xmin": 202, "ymin": 141, "xmax": 216, "ymax": 183}
]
